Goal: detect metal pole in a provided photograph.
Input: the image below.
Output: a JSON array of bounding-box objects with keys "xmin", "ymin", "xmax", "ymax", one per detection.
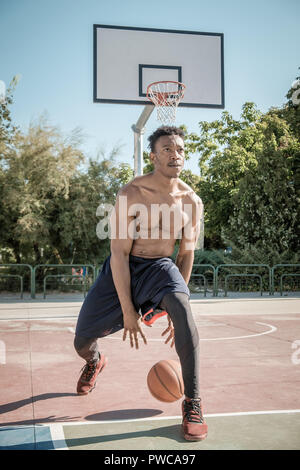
[
  {"xmin": 132, "ymin": 105, "xmax": 154, "ymax": 176},
  {"xmin": 132, "ymin": 124, "xmax": 144, "ymax": 176}
]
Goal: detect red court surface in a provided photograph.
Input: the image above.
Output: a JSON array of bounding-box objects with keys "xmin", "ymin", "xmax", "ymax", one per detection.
[{"xmin": 0, "ymin": 294, "xmax": 300, "ymax": 450}]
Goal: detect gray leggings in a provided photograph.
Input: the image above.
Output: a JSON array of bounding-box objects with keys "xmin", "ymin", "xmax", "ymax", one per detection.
[{"xmin": 74, "ymin": 292, "xmax": 200, "ymax": 399}]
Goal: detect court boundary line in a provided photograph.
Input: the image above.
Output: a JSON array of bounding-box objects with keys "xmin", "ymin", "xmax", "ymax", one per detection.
[
  {"xmin": 45, "ymin": 408, "xmax": 300, "ymax": 450},
  {"xmin": 1, "ymin": 307, "xmax": 300, "ymax": 322},
  {"xmin": 44, "ymin": 408, "xmax": 300, "ymax": 427},
  {"xmin": 65, "ymin": 322, "xmax": 277, "ymax": 342},
  {"xmin": 46, "ymin": 409, "xmax": 300, "ymax": 450},
  {"xmin": 2, "ymin": 409, "xmax": 300, "ymax": 450},
  {"xmin": 0, "ymin": 295, "xmax": 299, "ymax": 311},
  {"xmin": 47, "ymin": 423, "xmax": 69, "ymax": 450},
  {"xmin": 0, "ymin": 319, "xmax": 280, "ymax": 341}
]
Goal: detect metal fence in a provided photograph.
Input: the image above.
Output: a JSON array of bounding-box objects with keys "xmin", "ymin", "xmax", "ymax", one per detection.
[
  {"xmin": 0, "ymin": 263, "xmax": 299, "ymax": 299},
  {"xmin": 215, "ymin": 264, "xmax": 271, "ymax": 297}
]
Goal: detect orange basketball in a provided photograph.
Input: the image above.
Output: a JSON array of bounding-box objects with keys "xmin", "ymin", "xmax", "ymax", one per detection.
[{"xmin": 147, "ymin": 360, "xmax": 184, "ymax": 402}]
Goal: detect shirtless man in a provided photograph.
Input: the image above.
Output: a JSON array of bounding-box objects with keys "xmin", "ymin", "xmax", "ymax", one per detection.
[{"xmin": 74, "ymin": 126, "xmax": 208, "ymax": 441}]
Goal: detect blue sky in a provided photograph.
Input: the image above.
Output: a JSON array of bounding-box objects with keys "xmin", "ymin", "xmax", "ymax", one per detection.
[{"xmin": 1, "ymin": 0, "xmax": 299, "ymax": 174}]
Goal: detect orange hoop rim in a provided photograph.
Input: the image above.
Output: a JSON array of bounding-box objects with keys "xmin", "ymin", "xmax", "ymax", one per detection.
[{"xmin": 146, "ymin": 80, "xmax": 186, "ymax": 103}]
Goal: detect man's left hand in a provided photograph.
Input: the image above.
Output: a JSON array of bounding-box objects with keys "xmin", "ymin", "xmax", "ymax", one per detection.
[{"xmin": 161, "ymin": 315, "xmax": 175, "ymax": 348}]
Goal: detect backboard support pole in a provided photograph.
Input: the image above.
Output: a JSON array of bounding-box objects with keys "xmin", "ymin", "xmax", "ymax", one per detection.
[{"xmin": 131, "ymin": 105, "xmax": 154, "ymax": 176}]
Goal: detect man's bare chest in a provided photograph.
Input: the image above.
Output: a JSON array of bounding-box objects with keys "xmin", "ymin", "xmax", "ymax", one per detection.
[{"xmin": 127, "ymin": 194, "xmax": 190, "ymax": 238}]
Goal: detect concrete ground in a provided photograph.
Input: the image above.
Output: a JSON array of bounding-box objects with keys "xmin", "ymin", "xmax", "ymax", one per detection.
[{"xmin": 0, "ymin": 292, "xmax": 300, "ymax": 450}]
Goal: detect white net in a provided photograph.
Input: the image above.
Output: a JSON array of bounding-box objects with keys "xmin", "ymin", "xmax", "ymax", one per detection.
[{"xmin": 147, "ymin": 81, "xmax": 185, "ymax": 124}]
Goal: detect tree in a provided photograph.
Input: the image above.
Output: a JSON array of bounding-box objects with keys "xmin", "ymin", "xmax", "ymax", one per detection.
[
  {"xmin": 0, "ymin": 76, "xmax": 21, "ymax": 262},
  {"xmin": 53, "ymin": 153, "xmax": 133, "ymax": 265},
  {"xmin": 273, "ymin": 68, "xmax": 300, "ymax": 200},
  {"xmin": 1, "ymin": 106, "xmax": 133, "ymax": 266},
  {"xmin": 222, "ymin": 110, "xmax": 299, "ymax": 260},
  {"xmin": 1, "ymin": 116, "xmax": 84, "ymax": 263},
  {"xmin": 0, "ymin": 75, "xmax": 19, "ymax": 159},
  {"xmin": 279, "ymin": 67, "xmax": 300, "ymax": 138},
  {"xmin": 185, "ymin": 102, "xmax": 262, "ymax": 247},
  {"xmin": 185, "ymin": 69, "xmax": 300, "ymax": 258}
]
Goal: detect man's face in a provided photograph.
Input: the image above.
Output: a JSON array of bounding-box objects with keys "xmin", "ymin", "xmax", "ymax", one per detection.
[{"xmin": 150, "ymin": 134, "xmax": 185, "ymax": 177}]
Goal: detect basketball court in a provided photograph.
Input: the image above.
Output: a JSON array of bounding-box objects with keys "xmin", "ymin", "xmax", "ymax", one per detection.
[
  {"xmin": 1, "ymin": 21, "xmax": 299, "ymax": 453},
  {"xmin": 1, "ymin": 293, "xmax": 300, "ymax": 450}
]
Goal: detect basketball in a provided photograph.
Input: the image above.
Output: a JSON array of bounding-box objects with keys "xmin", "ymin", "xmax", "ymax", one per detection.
[{"xmin": 147, "ymin": 360, "xmax": 184, "ymax": 402}]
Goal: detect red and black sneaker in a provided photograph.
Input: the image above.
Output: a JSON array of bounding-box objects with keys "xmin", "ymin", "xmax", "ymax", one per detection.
[
  {"xmin": 142, "ymin": 307, "xmax": 168, "ymax": 326},
  {"xmin": 181, "ymin": 398, "xmax": 208, "ymax": 441},
  {"xmin": 77, "ymin": 353, "xmax": 107, "ymax": 395}
]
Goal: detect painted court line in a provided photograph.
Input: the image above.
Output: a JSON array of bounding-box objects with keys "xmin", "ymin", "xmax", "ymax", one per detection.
[
  {"xmin": 2, "ymin": 410, "xmax": 300, "ymax": 450},
  {"xmin": 45, "ymin": 409, "xmax": 300, "ymax": 450},
  {"xmin": 200, "ymin": 321, "xmax": 277, "ymax": 341},
  {"xmin": 47, "ymin": 424, "xmax": 69, "ymax": 450},
  {"xmin": 66, "ymin": 322, "xmax": 277, "ymax": 342},
  {"xmin": 45, "ymin": 408, "xmax": 300, "ymax": 427}
]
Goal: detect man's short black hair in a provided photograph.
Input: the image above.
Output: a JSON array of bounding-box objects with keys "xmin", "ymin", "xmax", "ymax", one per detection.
[{"xmin": 148, "ymin": 126, "xmax": 185, "ymax": 153}]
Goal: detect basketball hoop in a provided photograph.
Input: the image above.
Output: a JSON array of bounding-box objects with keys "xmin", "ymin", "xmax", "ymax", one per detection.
[{"xmin": 146, "ymin": 81, "xmax": 186, "ymax": 124}]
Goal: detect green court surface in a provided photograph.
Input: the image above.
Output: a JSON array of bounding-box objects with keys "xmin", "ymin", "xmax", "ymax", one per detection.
[
  {"xmin": 60, "ymin": 411, "xmax": 300, "ymax": 450},
  {"xmin": 2, "ymin": 411, "xmax": 299, "ymax": 450}
]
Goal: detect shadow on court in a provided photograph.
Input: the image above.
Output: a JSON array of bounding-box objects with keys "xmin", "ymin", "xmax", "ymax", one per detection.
[
  {"xmin": 86, "ymin": 409, "xmax": 163, "ymax": 421},
  {"xmin": 0, "ymin": 423, "xmax": 185, "ymax": 451},
  {"xmin": 0, "ymin": 393, "xmax": 77, "ymax": 415},
  {"xmin": 67, "ymin": 423, "xmax": 185, "ymax": 447}
]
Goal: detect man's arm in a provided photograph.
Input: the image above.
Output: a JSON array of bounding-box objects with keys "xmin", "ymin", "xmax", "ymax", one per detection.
[
  {"xmin": 110, "ymin": 186, "xmax": 147, "ymax": 349},
  {"xmin": 176, "ymin": 194, "xmax": 204, "ymax": 284},
  {"xmin": 160, "ymin": 194, "xmax": 203, "ymax": 349},
  {"xmin": 176, "ymin": 250, "xmax": 194, "ymax": 285}
]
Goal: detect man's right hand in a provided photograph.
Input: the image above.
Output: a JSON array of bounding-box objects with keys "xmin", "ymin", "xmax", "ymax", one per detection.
[
  {"xmin": 123, "ymin": 310, "xmax": 147, "ymax": 349},
  {"xmin": 161, "ymin": 315, "xmax": 175, "ymax": 348}
]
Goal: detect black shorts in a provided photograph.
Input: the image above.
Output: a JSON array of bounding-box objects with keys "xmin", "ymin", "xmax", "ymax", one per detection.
[{"xmin": 75, "ymin": 254, "xmax": 190, "ymax": 338}]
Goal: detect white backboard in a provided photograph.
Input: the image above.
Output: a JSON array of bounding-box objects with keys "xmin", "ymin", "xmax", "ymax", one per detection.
[{"xmin": 93, "ymin": 25, "xmax": 224, "ymax": 108}]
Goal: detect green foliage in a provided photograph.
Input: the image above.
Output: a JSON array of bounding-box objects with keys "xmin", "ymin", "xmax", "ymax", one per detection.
[
  {"xmin": 143, "ymin": 151, "xmax": 154, "ymax": 174},
  {"xmin": 185, "ymin": 102, "xmax": 262, "ymax": 247},
  {"xmin": 222, "ymin": 110, "xmax": 299, "ymax": 256},
  {"xmin": 280, "ymin": 67, "xmax": 300, "ymax": 138},
  {"xmin": 218, "ymin": 240, "xmax": 299, "ymax": 267},
  {"xmin": 185, "ymin": 69, "xmax": 300, "ymax": 257},
  {"xmin": 0, "ymin": 75, "xmax": 20, "ymax": 157},
  {"xmin": 0, "ymin": 92, "xmax": 133, "ymax": 264},
  {"xmin": 0, "ymin": 115, "xmax": 84, "ymax": 263},
  {"xmin": 53, "ymin": 155, "xmax": 133, "ymax": 265},
  {"xmin": 193, "ymin": 248, "xmax": 228, "ymax": 267},
  {"xmin": 1, "ymin": 70, "xmax": 299, "ymax": 271}
]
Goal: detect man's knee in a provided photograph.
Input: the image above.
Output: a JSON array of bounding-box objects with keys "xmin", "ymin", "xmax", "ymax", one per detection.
[
  {"xmin": 74, "ymin": 335, "xmax": 88, "ymax": 353},
  {"xmin": 161, "ymin": 292, "xmax": 199, "ymax": 343},
  {"xmin": 74, "ymin": 335, "xmax": 98, "ymax": 359},
  {"xmin": 160, "ymin": 292, "xmax": 190, "ymax": 318}
]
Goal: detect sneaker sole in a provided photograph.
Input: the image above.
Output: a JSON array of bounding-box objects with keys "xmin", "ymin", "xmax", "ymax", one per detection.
[
  {"xmin": 182, "ymin": 430, "xmax": 208, "ymax": 441},
  {"xmin": 142, "ymin": 309, "xmax": 168, "ymax": 326},
  {"xmin": 77, "ymin": 356, "xmax": 108, "ymax": 396}
]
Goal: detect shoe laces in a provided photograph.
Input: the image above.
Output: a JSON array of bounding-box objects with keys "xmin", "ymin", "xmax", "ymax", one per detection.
[
  {"xmin": 183, "ymin": 399, "xmax": 204, "ymax": 423},
  {"xmin": 80, "ymin": 359, "xmax": 98, "ymax": 381}
]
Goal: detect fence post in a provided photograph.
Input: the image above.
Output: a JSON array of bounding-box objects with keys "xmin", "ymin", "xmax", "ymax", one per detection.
[
  {"xmin": 31, "ymin": 266, "xmax": 36, "ymax": 299},
  {"xmin": 34, "ymin": 264, "xmax": 95, "ymax": 298},
  {"xmin": 273, "ymin": 264, "xmax": 300, "ymax": 295},
  {"xmin": 215, "ymin": 264, "xmax": 271, "ymax": 297},
  {"xmin": 0, "ymin": 264, "xmax": 33, "ymax": 299},
  {"xmin": 191, "ymin": 264, "xmax": 215, "ymax": 297}
]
